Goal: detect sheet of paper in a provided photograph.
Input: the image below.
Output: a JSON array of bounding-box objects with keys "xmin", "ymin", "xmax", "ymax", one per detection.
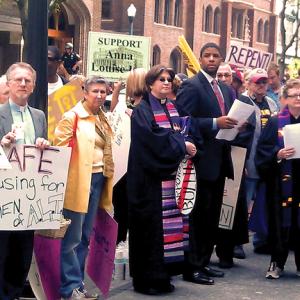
[
  {"xmin": 216, "ymin": 99, "xmax": 255, "ymax": 141},
  {"xmin": 283, "ymin": 123, "xmax": 300, "ymax": 159}
]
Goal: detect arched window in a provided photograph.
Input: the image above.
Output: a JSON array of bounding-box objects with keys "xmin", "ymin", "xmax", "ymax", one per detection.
[
  {"xmin": 213, "ymin": 7, "xmax": 221, "ymax": 34},
  {"xmin": 264, "ymin": 20, "xmax": 269, "ymax": 43},
  {"xmin": 48, "ymin": 10, "xmax": 67, "ymax": 30},
  {"xmin": 236, "ymin": 13, "xmax": 243, "ymax": 39},
  {"xmin": 164, "ymin": 0, "xmax": 170, "ymax": 24},
  {"xmin": 204, "ymin": 5, "xmax": 213, "ymax": 33},
  {"xmin": 154, "ymin": 0, "xmax": 160, "ymax": 23},
  {"xmin": 169, "ymin": 48, "xmax": 182, "ymax": 74},
  {"xmin": 153, "ymin": 45, "xmax": 161, "ymax": 66},
  {"xmin": 174, "ymin": 0, "xmax": 182, "ymax": 27},
  {"xmin": 257, "ymin": 19, "xmax": 264, "ymax": 42}
]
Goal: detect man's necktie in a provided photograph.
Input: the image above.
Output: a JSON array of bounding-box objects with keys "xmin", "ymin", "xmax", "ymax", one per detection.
[{"xmin": 212, "ymin": 79, "xmax": 225, "ymax": 115}]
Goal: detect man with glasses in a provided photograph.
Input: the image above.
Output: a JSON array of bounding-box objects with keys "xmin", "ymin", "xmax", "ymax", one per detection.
[
  {"xmin": 239, "ymin": 68, "xmax": 278, "ymax": 255},
  {"xmin": 0, "ymin": 62, "xmax": 49, "ymax": 299},
  {"xmin": 256, "ymin": 79, "xmax": 300, "ymax": 279}
]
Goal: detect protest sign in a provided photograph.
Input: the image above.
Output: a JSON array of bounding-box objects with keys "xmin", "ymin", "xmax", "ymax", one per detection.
[
  {"xmin": 0, "ymin": 145, "xmax": 71, "ymax": 230},
  {"xmin": 87, "ymin": 31, "xmax": 151, "ymax": 80},
  {"xmin": 175, "ymin": 158, "xmax": 197, "ymax": 215},
  {"xmin": 48, "ymin": 79, "xmax": 84, "ymax": 142},
  {"xmin": 219, "ymin": 146, "xmax": 247, "ymax": 230},
  {"xmin": 106, "ymin": 99, "xmax": 131, "ymax": 185},
  {"xmin": 87, "ymin": 208, "xmax": 118, "ymax": 298},
  {"xmin": 0, "ymin": 145, "xmax": 12, "ymax": 169},
  {"xmin": 226, "ymin": 43, "xmax": 273, "ymax": 70}
]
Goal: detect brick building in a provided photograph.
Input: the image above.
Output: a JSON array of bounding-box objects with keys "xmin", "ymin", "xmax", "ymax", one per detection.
[{"xmin": 0, "ymin": 0, "xmax": 277, "ymax": 75}]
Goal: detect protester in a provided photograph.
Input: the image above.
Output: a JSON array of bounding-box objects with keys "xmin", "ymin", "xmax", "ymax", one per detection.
[
  {"xmin": 0, "ymin": 62, "xmax": 49, "ymax": 300},
  {"xmin": 267, "ymin": 63, "xmax": 282, "ymax": 110},
  {"xmin": 48, "ymin": 45, "xmax": 68, "ymax": 95},
  {"xmin": 255, "ymin": 79, "xmax": 300, "ymax": 279},
  {"xmin": 53, "ymin": 76, "xmax": 114, "ymax": 299},
  {"xmin": 127, "ymin": 65, "xmax": 197, "ymax": 295},
  {"xmin": 61, "ymin": 42, "xmax": 82, "ymax": 75},
  {"xmin": 176, "ymin": 42, "xmax": 240, "ymax": 283},
  {"xmin": 0, "ymin": 75, "xmax": 9, "ymax": 104},
  {"xmin": 239, "ymin": 68, "xmax": 278, "ymax": 256},
  {"xmin": 216, "ymin": 63, "xmax": 236, "ymax": 99}
]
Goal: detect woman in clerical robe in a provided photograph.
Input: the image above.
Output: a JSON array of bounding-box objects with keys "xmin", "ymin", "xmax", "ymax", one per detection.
[
  {"xmin": 127, "ymin": 65, "xmax": 199, "ymax": 295},
  {"xmin": 256, "ymin": 79, "xmax": 300, "ymax": 280}
]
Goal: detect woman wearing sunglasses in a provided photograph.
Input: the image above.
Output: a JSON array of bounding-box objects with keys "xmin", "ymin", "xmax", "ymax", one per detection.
[{"xmin": 127, "ymin": 65, "xmax": 200, "ymax": 295}]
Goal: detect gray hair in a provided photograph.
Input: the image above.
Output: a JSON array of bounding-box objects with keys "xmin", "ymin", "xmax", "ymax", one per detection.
[
  {"xmin": 6, "ymin": 62, "xmax": 36, "ymax": 83},
  {"xmin": 84, "ymin": 76, "xmax": 110, "ymax": 92}
]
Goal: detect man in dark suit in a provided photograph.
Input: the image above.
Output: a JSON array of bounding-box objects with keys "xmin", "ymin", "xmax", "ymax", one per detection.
[
  {"xmin": 176, "ymin": 43, "xmax": 237, "ymax": 285},
  {"xmin": 0, "ymin": 62, "xmax": 49, "ymax": 300}
]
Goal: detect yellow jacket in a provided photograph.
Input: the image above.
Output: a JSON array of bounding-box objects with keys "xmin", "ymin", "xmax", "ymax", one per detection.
[{"xmin": 53, "ymin": 101, "xmax": 114, "ymax": 213}]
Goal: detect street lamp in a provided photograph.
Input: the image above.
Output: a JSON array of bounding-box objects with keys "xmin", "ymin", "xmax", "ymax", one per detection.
[{"xmin": 127, "ymin": 3, "xmax": 136, "ymax": 35}]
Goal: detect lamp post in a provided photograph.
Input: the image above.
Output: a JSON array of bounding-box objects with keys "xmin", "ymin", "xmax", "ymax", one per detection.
[{"xmin": 127, "ymin": 3, "xmax": 136, "ymax": 35}]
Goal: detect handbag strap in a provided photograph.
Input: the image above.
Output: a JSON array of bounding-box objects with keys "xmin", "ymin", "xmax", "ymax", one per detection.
[{"xmin": 68, "ymin": 112, "xmax": 78, "ymax": 147}]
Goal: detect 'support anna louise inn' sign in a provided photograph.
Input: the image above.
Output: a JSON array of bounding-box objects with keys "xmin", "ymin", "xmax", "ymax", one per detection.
[{"xmin": 87, "ymin": 31, "xmax": 151, "ymax": 80}]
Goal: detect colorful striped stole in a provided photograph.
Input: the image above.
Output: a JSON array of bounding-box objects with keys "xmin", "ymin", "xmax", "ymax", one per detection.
[{"xmin": 149, "ymin": 93, "xmax": 189, "ymax": 263}]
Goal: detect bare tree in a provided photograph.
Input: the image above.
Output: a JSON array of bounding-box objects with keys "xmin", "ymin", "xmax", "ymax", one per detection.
[{"xmin": 279, "ymin": 0, "xmax": 300, "ymax": 78}]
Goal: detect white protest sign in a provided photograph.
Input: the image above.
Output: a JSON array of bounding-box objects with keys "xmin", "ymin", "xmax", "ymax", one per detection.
[
  {"xmin": 175, "ymin": 158, "xmax": 197, "ymax": 215},
  {"xmin": 0, "ymin": 145, "xmax": 12, "ymax": 169},
  {"xmin": 226, "ymin": 43, "xmax": 273, "ymax": 70},
  {"xmin": 107, "ymin": 101, "xmax": 131, "ymax": 186},
  {"xmin": 0, "ymin": 145, "xmax": 71, "ymax": 230},
  {"xmin": 219, "ymin": 146, "xmax": 247, "ymax": 230}
]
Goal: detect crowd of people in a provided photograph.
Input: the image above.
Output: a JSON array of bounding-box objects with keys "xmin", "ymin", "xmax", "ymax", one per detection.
[{"xmin": 0, "ymin": 42, "xmax": 300, "ymax": 300}]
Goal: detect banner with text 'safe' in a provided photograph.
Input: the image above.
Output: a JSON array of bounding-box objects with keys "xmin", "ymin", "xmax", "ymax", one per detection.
[
  {"xmin": 0, "ymin": 145, "xmax": 71, "ymax": 230},
  {"xmin": 87, "ymin": 31, "xmax": 151, "ymax": 80}
]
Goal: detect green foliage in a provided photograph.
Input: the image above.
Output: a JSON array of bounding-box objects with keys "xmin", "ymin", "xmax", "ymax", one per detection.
[{"xmin": 49, "ymin": 0, "xmax": 66, "ymax": 14}]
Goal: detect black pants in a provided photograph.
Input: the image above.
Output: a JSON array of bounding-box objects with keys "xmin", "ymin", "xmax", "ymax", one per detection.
[
  {"xmin": 185, "ymin": 175, "xmax": 225, "ymax": 270},
  {"xmin": 0, "ymin": 230, "xmax": 34, "ymax": 300}
]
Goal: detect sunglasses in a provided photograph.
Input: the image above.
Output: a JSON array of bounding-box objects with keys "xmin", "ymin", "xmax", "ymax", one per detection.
[
  {"xmin": 158, "ymin": 77, "xmax": 173, "ymax": 83},
  {"xmin": 254, "ymin": 80, "xmax": 268, "ymax": 85}
]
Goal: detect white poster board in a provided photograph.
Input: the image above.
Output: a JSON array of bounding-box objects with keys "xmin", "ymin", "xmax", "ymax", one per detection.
[
  {"xmin": 108, "ymin": 101, "xmax": 131, "ymax": 186},
  {"xmin": 0, "ymin": 145, "xmax": 71, "ymax": 230},
  {"xmin": 226, "ymin": 43, "xmax": 273, "ymax": 70},
  {"xmin": 219, "ymin": 146, "xmax": 247, "ymax": 230}
]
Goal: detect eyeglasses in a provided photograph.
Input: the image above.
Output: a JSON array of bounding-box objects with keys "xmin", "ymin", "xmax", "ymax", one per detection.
[
  {"xmin": 287, "ymin": 94, "xmax": 300, "ymax": 99},
  {"xmin": 158, "ymin": 77, "xmax": 172, "ymax": 83},
  {"xmin": 255, "ymin": 80, "xmax": 268, "ymax": 85},
  {"xmin": 11, "ymin": 78, "xmax": 33, "ymax": 85},
  {"xmin": 217, "ymin": 73, "xmax": 231, "ymax": 78}
]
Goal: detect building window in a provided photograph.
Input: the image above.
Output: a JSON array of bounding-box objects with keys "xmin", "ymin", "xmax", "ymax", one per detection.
[
  {"xmin": 102, "ymin": 0, "xmax": 111, "ymax": 19},
  {"xmin": 236, "ymin": 13, "xmax": 243, "ymax": 39},
  {"xmin": 174, "ymin": 0, "xmax": 182, "ymax": 27},
  {"xmin": 170, "ymin": 48, "xmax": 182, "ymax": 73},
  {"xmin": 213, "ymin": 7, "xmax": 221, "ymax": 34},
  {"xmin": 154, "ymin": 0, "xmax": 160, "ymax": 23},
  {"xmin": 204, "ymin": 5, "xmax": 213, "ymax": 33},
  {"xmin": 202, "ymin": 5, "xmax": 205, "ymax": 31},
  {"xmin": 257, "ymin": 19, "xmax": 263, "ymax": 42},
  {"xmin": 264, "ymin": 20, "xmax": 269, "ymax": 43},
  {"xmin": 164, "ymin": 0, "xmax": 170, "ymax": 24},
  {"xmin": 153, "ymin": 45, "xmax": 161, "ymax": 66}
]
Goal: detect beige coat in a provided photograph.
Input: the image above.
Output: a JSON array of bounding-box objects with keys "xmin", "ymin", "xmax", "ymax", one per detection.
[{"xmin": 53, "ymin": 101, "xmax": 114, "ymax": 213}]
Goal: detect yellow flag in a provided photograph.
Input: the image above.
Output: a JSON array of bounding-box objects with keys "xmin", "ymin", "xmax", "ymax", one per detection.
[{"xmin": 178, "ymin": 35, "xmax": 201, "ymax": 77}]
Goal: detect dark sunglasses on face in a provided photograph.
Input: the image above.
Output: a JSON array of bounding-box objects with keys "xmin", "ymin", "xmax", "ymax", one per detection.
[{"xmin": 158, "ymin": 77, "xmax": 173, "ymax": 83}]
